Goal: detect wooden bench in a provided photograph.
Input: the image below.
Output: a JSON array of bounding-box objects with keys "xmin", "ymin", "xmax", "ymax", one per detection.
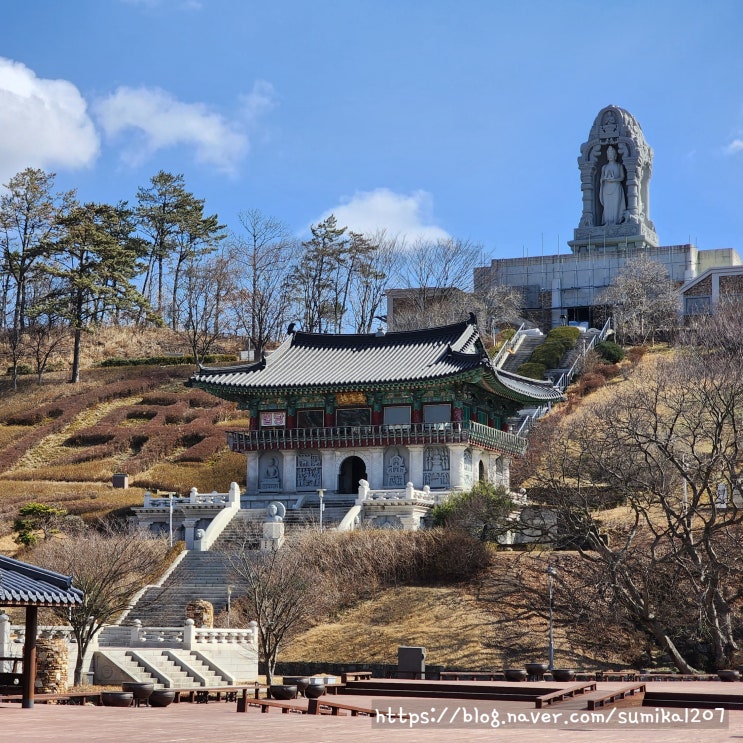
[
  {"xmin": 307, "ymin": 697, "xmax": 406, "ymax": 719},
  {"xmin": 440, "ymin": 672, "xmax": 504, "ymax": 681},
  {"xmin": 535, "ymin": 682, "xmax": 597, "ymax": 708},
  {"xmin": 236, "ymin": 694, "xmax": 307, "ymax": 714},
  {"xmin": 588, "ymin": 683, "xmax": 646, "ymax": 710},
  {"xmin": 341, "ymin": 671, "xmax": 373, "ymax": 683},
  {"xmin": 643, "ymin": 690, "xmax": 743, "ymax": 710},
  {"xmin": 173, "ymin": 686, "xmax": 247, "ymax": 704}
]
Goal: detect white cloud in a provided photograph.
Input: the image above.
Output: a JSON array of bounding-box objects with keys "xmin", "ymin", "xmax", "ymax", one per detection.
[
  {"xmin": 94, "ymin": 86, "xmax": 249, "ymax": 173},
  {"xmin": 240, "ymin": 80, "xmax": 278, "ymax": 125},
  {"xmin": 318, "ymin": 188, "xmax": 450, "ymax": 242},
  {"xmin": 0, "ymin": 58, "xmax": 99, "ymax": 182},
  {"xmin": 725, "ymin": 139, "xmax": 743, "ymax": 155}
]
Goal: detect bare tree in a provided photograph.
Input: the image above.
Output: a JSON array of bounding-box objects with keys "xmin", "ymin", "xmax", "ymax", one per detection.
[
  {"xmin": 223, "ymin": 531, "xmax": 327, "ymax": 686},
  {"xmin": 32, "ymin": 525, "xmax": 170, "ymax": 685},
  {"xmin": 230, "ymin": 210, "xmax": 295, "ymax": 357},
  {"xmin": 347, "ymin": 229, "xmax": 400, "ymax": 333},
  {"xmin": 179, "ymin": 248, "xmax": 237, "ymax": 364},
  {"xmin": 598, "ymin": 255, "xmax": 679, "ymax": 345},
  {"xmin": 391, "ymin": 237, "xmax": 483, "ymax": 329},
  {"xmin": 533, "ymin": 340, "xmax": 743, "ymax": 671}
]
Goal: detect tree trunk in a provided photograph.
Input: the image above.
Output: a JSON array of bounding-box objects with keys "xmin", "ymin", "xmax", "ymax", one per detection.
[{"xmin": 70, "ymin": 327, "xmax": 82, "ymax": 384}]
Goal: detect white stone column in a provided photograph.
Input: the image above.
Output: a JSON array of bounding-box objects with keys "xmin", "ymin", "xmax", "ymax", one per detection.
[
  {"xmin": 368, "ymin": 448, "xmax": 385, "ymax": 490},
  {"xmin": 408, "ymin": 446, "xmax": 424, "ymax": 489},
  {"xmin": 282, "ymin": 451, "xmax": 296, "ymax": 493},
  {"xmin": 321, "ymin": 450, "xmax": 336, "ymax": 491},
  {"xmin": 246, "ymin": 453, "xmax": 259, "ymax": 493},
  {"xmin": 448, "ymin": 445, "xmax": 467, "ymax": 491}
]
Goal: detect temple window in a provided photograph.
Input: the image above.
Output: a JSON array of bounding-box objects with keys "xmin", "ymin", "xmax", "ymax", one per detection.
[
  {"xmin": 423, "ymin": 403, "xmax": 451, "ymax": 424},
  {"xmin": 383, "ymin": 405, "xmax": 411, "ymax": 427},
  {"xmin": 297, "ymin": 409, "xmax": 324, "ymax": 428},
  {"xmin": 336, "ymin": 407, "xmax": 371, "ymax": 427}
]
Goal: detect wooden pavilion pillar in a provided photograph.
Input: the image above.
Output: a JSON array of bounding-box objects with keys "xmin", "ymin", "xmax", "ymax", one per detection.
[{"xmin": 21, "ymin": 605, "xmax": 38, "ymax": 708}]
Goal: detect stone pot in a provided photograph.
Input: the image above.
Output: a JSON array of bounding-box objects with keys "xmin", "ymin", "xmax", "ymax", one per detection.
[
  {"xmin": 282, "ymin": 676, "xmax": 310, "ymax": 696},
  {"xmin": 304, "ymin": 683, "xmax": 325, "ymax": 699},
  {"xmin": 718, "ymin": 669, "xmax": 740, "ymax": 682},
  {"xmin": 149, "ymin": 690, "xmax": 176, "ymax": 707},
  {"xmin": 122, "ymin": 681, "xmax": 154, "ymax": 706},
  {"xmin": 269, "ymin": 684, "xmax": 297, "ymax": 700},
  {"xmin": 102, "ymin": 691, "xmax": 134, "ymax": 707},
  {"xmin": 504, "ymin": 669, "xmax": 527, "ymax": 682},
  {"xmin": 552, "ymin": 669, "xmax": 576, "ymax": 682},
  {"xmin": 525, "ymin": 662, "xmax": 549, "ymax": 680}
]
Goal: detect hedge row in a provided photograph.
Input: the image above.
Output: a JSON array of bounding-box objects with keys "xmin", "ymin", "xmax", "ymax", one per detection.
[{"xmin": 99, "ymin": 354, "xmax": 237, "ymax": 368}]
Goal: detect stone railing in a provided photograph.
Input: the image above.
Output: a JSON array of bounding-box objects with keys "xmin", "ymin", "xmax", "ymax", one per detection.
[
  {"xmin": 227, "ymin": 421, "xmax": 527, "ymax": 456},
  {"xmin": 128, "ymin": 619, "xmax": 258, "ymax": 650},
  {"xmin": 143, "ymin": 482, "xmax": 241, "ymax": 509},
  {"xmin": 356, "ymin": 480, "xmax": 436, "ymax": 504}
]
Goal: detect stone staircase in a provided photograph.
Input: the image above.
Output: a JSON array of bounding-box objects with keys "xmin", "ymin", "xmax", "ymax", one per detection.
[
  {"xmin": 499, "ymin": 332, "xmax": 545, "ymax": 374},
  {"xmin": 123, "ymin": 551, "xmax": 233, "ymax": 627},
  {"xmin": 98, "ymin": 649, "xmax": 229, "ymax": 688}
]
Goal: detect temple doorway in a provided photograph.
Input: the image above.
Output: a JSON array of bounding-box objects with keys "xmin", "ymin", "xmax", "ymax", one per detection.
[{"xmin": 338, "ymin": 456, "xmax": 367, "ymax": 494}]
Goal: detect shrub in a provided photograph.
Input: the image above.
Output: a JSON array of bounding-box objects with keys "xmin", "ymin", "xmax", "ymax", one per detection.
[
  {"xmin": 595, "ymin": 341, "xmax": 625, "ymax": 363},
  {"xmin": 517, "ymin": 362, "xmax": 547, "ymax": 380},
  {"xmin": 6, "ymin": 364, "xmax": 34, "ymax": 376},
  {"xmin": 576, "ymin": 372, "xmax": 606, "ymax": 396},
  {"xmin": 546, "ymin": 326, "xmax": 581, "ymax": 344},
  {"xmin": 593, "ymin": 363, "xmax": 621, "ymax": 381},
  {"xmin": 626, "ymin": 345, "xmax": 648, "ymax": 364},
  {"xmin": 99, "ymin": 354, "xmax": 237, "ymax": 368}
]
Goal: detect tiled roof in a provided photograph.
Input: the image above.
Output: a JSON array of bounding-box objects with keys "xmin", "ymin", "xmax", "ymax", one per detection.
[
  {"xmin": 191, "ymin": 318, "xmax": 563, "ymax": 403},
  {"xmin": 0, "ymin": 555, "xmax": 84, "ymax": 607}
]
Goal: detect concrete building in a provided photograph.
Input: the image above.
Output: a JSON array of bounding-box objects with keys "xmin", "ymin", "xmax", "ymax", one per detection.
[{"xmin": 474, "ymin": 105, "xmax": 742, "ymax": 329}]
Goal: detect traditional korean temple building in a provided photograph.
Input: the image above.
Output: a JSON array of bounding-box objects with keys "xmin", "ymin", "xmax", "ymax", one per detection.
[{"xmin": 190, "ymin": 317, "xmax": 561, "ymax": 526}]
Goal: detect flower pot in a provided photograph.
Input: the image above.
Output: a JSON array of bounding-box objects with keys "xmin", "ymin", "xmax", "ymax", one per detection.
[
  {"xmin": 552, "ymin": 669, "xmax": 575, "ymax": 682},
  {"xmin": 149, "ymin": 690, "xmax": 175, "ymax": 707},
  {"xmin": 718, "ymin": 669, "xmax": 740, "ymax": 682},
  {"xmin": 269, "ymin": 684, "xmax": 297, "ymax": 700},
  {"xmin": 102, "ymin": 691, "xmax": 134, "ymax": 707},
  {"xmin": 304, "ymin": 683, "xmax": 325, "ymax": 698},
  {"xmin": 504, "ymin": 669, "xmax": 527, "ymax": 682},
  {"xmin": 525, "ymin": 662, "xmax": 550, "ymax": 680},
  {"xmin": 122, "ymin": 681, "xmax": 154, "ymax": 706},
  {"xmin": 282, "ymin": 676, "xmax": 310, "ymax": 696}
]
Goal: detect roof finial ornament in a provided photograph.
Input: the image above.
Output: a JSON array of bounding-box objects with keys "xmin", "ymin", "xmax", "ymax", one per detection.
[
  {"xmin": 286, "ymin": 322, "xmax": 296, "ymax": 335},
  {"xmin": 468, "ymin": 312, "xmax": 478, "ymax": 326}
]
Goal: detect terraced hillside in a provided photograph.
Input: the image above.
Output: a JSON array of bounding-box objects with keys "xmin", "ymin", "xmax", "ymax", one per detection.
[{"xmin": 0, "ymin": 363, "xmax": 246, "ymax": 536}]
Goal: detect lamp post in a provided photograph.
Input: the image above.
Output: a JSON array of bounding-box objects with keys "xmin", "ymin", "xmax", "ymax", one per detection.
[
  {"xmin": 168, "ymin": 493, "xmax": 173, "ymax": 548},
  {"xmin": 546, "ymin": 565, "xmax": 557, "ymax": 670},
  {"xmin": 317, "ymin": 489, "xmax": 325, "ymax": 532},
  {"xmin": 227, "ymin": 585, "xmax": 233, "ymax": 628}
]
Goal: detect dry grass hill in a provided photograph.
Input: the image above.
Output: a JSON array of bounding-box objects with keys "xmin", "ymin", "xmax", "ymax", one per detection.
[{"xmin": 0, "ymin": 327, "xmax": 656, "ymax": 670}]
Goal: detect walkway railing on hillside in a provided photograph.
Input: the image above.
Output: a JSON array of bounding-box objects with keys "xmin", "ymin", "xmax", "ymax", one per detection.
[
  {"xmin": 554, "ymin": 317, "xmax": 613, "ymax": 393},
  {"xmin": 491, "ymin": 322, "xmax": 526, "ymax": 368}
]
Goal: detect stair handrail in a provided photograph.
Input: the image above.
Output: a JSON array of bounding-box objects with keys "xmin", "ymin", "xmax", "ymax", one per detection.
[
  {"xmin": 554, "ymin": 317, "xmax": 613, "ymax": 393},
  {"xmin": 492, "ymin": 322, "xmax": 526, "ymax": 368},
  {"xmin": 516, "ymin": 404, "xmax": 551, "ymax": 438}
]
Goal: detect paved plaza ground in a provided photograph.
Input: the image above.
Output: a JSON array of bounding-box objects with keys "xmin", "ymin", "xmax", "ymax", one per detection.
[{"xmin": 3, "ymin": 683, "xmax": 743, "ymax": 743}]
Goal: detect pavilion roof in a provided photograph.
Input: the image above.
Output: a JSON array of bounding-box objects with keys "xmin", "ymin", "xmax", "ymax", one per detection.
[
  {"xmin": 191, "ymin": 318, "xmax": 563, "ymax": 404},
  {"xmin": 0, "ymin": 555, "xmax": 84, "ymax": 607}
]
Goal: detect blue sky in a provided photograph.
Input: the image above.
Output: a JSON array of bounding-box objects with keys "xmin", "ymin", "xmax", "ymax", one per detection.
[{"xmin": 2, "ymin": 0, "xmax": 742, "ymax": 261}]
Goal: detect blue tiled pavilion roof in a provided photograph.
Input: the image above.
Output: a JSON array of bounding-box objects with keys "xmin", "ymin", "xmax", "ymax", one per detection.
[
  {"xmin": 191, "ymin": 318, "xmax": 563, "ymax": 404},
  {"xmin": 0, "ymin": 555, "xmax": 84, "ymax": 607}
]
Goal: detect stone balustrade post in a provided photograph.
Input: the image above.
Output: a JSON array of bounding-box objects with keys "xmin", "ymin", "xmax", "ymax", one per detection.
[
  {"xmin": 248, "ymin": 620, "xmax": 258, "ymax": 647},
  {"xmin": 130, "ymin": 619, "xmax": 142, "ymax": 645},
  {"xmin": 405, "ymin": 482, "xmax": 415, "ymax": 499},
  {"xmin": 183, "ymin": 618, "xmax": 195, "ymax": 651},
  {"xmin": 228, "ymin": 481, "xmax": 240, "ymax": 507},
  {"xmin": 0, "ymin": 613, "xmax": 9, "ymax": 670},
  {"xmin": 189, "ymin": 487, "xmax": 199, "ymax": 504}
]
